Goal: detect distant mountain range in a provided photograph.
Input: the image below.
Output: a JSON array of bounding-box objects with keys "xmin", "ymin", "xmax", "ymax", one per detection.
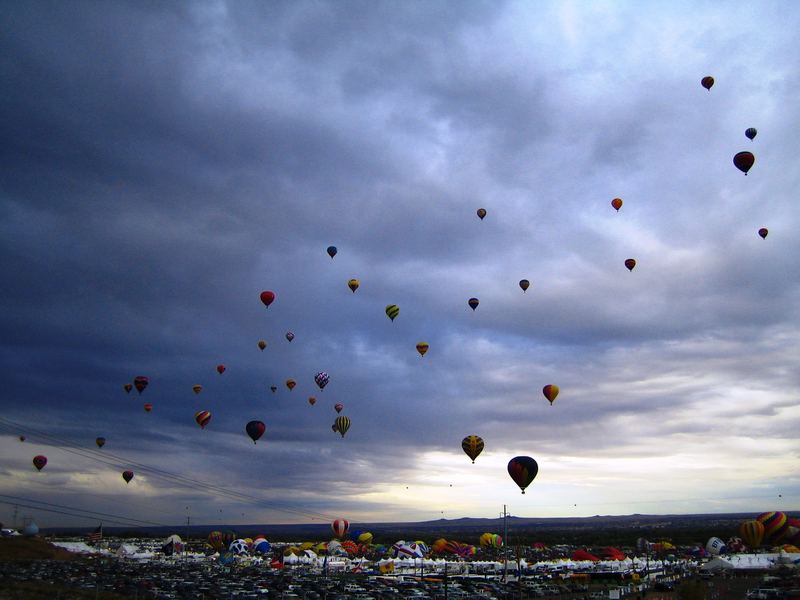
[{"xmin": 44, "ymin": 511, "xmax": 793, "ymax": 545}]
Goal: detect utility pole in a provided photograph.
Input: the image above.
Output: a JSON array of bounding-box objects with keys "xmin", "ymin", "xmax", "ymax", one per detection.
[
  {"xmin": 502, "ymin": 505, "xmax": 508, "ymax": 582},
  {"xmin": 13, "ymin": 504, "xmax": 18, "ymax": 530},
  {"xmin": 185, "ymin": 506, "xmax": 190, "ymax": 555}
]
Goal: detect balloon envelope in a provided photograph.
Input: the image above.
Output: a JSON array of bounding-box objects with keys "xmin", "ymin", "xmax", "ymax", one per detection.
[
  {"xmin": 758, "ymin": 228, "xmax": 768, "ymax": 239},
  {"xmin": 285, "ymin": 331, "xmax": 294, "ymax": 342},
  {"xmin": 314, "ymin": 372, "xmax": 330, "ymax": 390},
  {"xmin": 95, "ymin": 437, "xmax": 106, "ymax": 448},
  {"xmin": 258, "ymin": 340, "xmax": 266, "ymax": 350},
  {"xmin": 133, "ymin": 376, "xmax": 149, "ymax": 394},
  {"xmin": 308, "ymin": 396, "xmax": 316, "ymax": 405},
  {"xmin": 625, "ymin": 258, "xmax": 636, "ymax": 271},
  {"xmin": 416, "ymin": 342, "xmax": 429, "ymax": 357},
  {"xmin": 326, "ymin": 246, "xmax": 337, "ymax": 258},
  {"xmin": 739, "ymin": 520, "xmax": 765, "ymax": 548},
  {"xmin": 334, "ymin": 403, "xmax": 343, "ymax": 413},
  {"xmin": 246, "ymin": 420, "xmax": 266, "ymax": 443},
  {"xmin": 123, "ymin": 383, "xmax": 133, "ymax": 393},
  {"xmin": 468, "ymin": 297, "xmax": 479, "ymax": 310},
  {"xmin": 286, "ymin": 379, "xmax": 296, "ymax": 390},
  {"xmin": 332, "ymin": 519, "xmax": 349, "ymax": 538},
  {"xmin": 462, "ymin": 435, "xmax": 484, "ymax": 463},
  {"xmin": 216, "ymin": 364, "xmax": 225, "ymax": 374},
  {"xmin": 260, "ymin": 291, "xmax": 275, "ymax": 307},
  {"xmin": 611, "ymin": 198, "xmax": 623, "ymax": 211},
  {"xmin": 347, "ymin": 279, "xmax": 360, "ymax": 293},
  {"xmin": 745, "ymin": 127, "xmax": 757, "ymax": 140},
  {"xmin": 542, "ymin": 384, "xmax": 559, "ymax": 405},
  {"xmin": 195, "ymin": 410, "xmax": 211, "ymax": 429},
  {"xmin": 701, "ymin": 76, "xmax": 714, "ymax": 90},
  {"xmin": 477, "ymin": 208, "xmax": 486, "ymax": 220},
  {"xmin": 733, "ymin": 151, "xmax": 755, "ymax": 175},
  {"xmin": 192, "ymin": 384, "xmax": 202, "ymax": 394},
  {"xmin": 385, "ymin": 305, "xmax": 399, "ymax": 321},
  {"xmin": 122, "ymin": 470, "xmax": 134, "ymax": 484},
  {"xmin": 33, "ymin": 455, "xmax": 47, "ymax": 471},
  {"xmin": 143, "ymin": 403, "xmax": 153, "ymax": 412},
  {"xmin": 508, "ymin": 456, "xmax": 538, "ymax": 494},
  {"xmin": 335, "ymin": 416, "xmax": 351, "ymax": 437},
  {"xmin": 519, "ymin": 279, "xmax": 530, "ymax": 292}
]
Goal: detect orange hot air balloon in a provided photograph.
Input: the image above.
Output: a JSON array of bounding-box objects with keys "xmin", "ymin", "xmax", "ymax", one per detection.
[
  {"xmin": 739, "ymin": 520, "xmax": 765, "ymax": 548},
  {"xmin": 625, "ymin": 258, "xmax": 636, "ymax": 272},
  {"xmin": 195, "ymin": 410, "xmax": 211, "ymax": 429},
  {"xmin": 143, "ymin": 403, "xmax": 153, "ymax": 412},
  {"xmin": 733, "ymin": 151, "xmax": 755, "ymax": 175},
  {"xmin": 347, "ymin": 279, "xmax": 360, "ymax": 293},
  {"xmin": 258, "ymin": 340, "xmax": 267, "ymax": 351},
  {"xmin": 758, "ymin": 228, "xmax": 768, "ymax": 239},
  {"xmin": 542, "ymin": 384, "xmax": 559, "ymax": 405},
  {"xmin": 286, "ymin": 379, "xmax": 296, "ymax": 391},
  {"xmin": 192, "ymin": 384, "xmax": 203, "ymax": 395},
  {"xmin": 611, "ymin": 198, "xmax": 623, "ymax": 211},
  {"xmin": 308, "ymin": 396, "xmax": 316, "ymax": 406},
  {"xmin": 477, "ymin": 208, "xmax": 487, "ymax": 220},
  {"xmin": 122, "ymin": 470, "xmax": 134, "ymax": 484},
  {"xmin": 701, "ymin": 76, "xmax": 714, "ymax": 90},
  {"xmin": 216, "ymin": 364, "xmax": 226, "ymax": 374},
  {"xmin": 416, "ymin": 342, "xmax": 429, "ymax": 357}
]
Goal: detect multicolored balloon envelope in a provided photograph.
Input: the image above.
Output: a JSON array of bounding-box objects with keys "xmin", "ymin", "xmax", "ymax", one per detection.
[
  {"xmin": 123, "ymin": 383, "xmax": 133, "ymax": 393},
  {"xmin": 507, "ymin": 456, "xmax": 538, "ymax": 494},
  {"xmin": 385, "ymin": 305, "xmax": 399, "ymax": 321},
  {"xmin": 286, "ymin": 379, "xmax": 296, "ymax": 390},
  {"xmin": 314, "ymin": 372, "xmax": 330, "ymax": 390},
  {"xmin": 334, "ymin": 416, "xmax": 351, "ymax": 437},
  {"xmin": 133, "ymin": 376, "xmax": 149, "ymax": 394},
  {"xmin": 144, "ymin": 403, "xmax": 153, "ymax": 412},
  {"xmin": 33, "ymin": 455, "xmax": 47, "ymax": 471},
  {"xmin": 542, "ymin": 384, "xmax": 559, "ymax": 405},
  {"xmin": 739, "ymin": 520, "xmax": 765, "ymax": 548},
  {"xmin": 195, "ymin": 410, "xmax": 211, "ymax": 429},
  {"xmin": 122, "ymin": 470, "xmax": 134, "ymax": 484},
  {"xmin": 332, "ymin": 518, "xmax": 349, "ymax": 538},
  {"xmin": 462, "ymin": 435, "xmax": 484, "ymax": 463},
  {"xmin": 246, "ymin": 420, "xmax": 265, "ymax": 444},
  {"xmin": 260, "ymin": 290, "xmax": 275, "ymax": 307},
  {"xmin": 416, "ymin": 342, "xmax": 429, "ymax": 357},
  {"xmin": 286, "ymin": 331, "xmax": 295, "ymax": 342},
  {"xmin": 192, "ymin": 384, "xmax": 202, "ymax": 394},
  {"xmin": 334, "ymin": 403, "xmax": 343, "ymax": 413}
]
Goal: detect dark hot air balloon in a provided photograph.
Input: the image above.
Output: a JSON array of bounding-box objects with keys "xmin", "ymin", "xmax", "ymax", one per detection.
[
  {"xmin": 285, "ymin": 331, "xmax": 295, "ymax": 342},
  {"xmin": 733, "ymin": 151, "xmax": 755, "ymax": 175},
  {"xmin": 192, "ymin": 384, "xmax": 202, "ymax": 395},
  {"xmin": 508, "ymin": 456, "xmax": 538, "ymax": 494},
  {"xmin": 246, "ymin": 420, "xmax": 266, "ymax": 444},
  {"xmin": 477, "ymin": 208, "xmax": 487, "ymax": 220},
  {"xmin": 611, "ymin": 198, "xmax": 623, "ymax": 211},
  {"xmin": 260, "ymin": 291, "xmax": 275, "ymax": 307},
  {"xmin": 270, "ymin": 385, "xmax": 277, "ymax": 393},
  {"xmin": 19, "ymin": 435, "xmax": 26, "ymax": 442},
  {"xmin": 33, "ymin": 455, "xmax": 47, "ymax": 471},
  {"xmin": 133, "ymin": 376, "xmax": 149, "ymax": 394},
  {"xmin": 195, "ymin": 410, "xmax": 211, "ymax": 429},
  {"xmin": 95, "ymin": 437, "xmax": 106, "ymax": 448},
  {"xmin": 334, "ymin": 403, "xmax": 343, "ymax": 413},
  {"xmin": 625, "ymin": 258, "xmax": 636, "ymax": 272},
  {"xmin": 308, "ymin": 396, "xmax": 316, "ymax": 406},
  {"xmin": 123, "ymin": 383, "xmax": 133, "ymax": 393},
  {"xmin": 462, "ymin": 435, "xmax": 484, "ymax": 463},
  {"xmin": 701, "ymin": 76, "xmax": 714, "ymax": 90},
  {"xmin": 385, "ymin": 305, "xmax": 399, "ymax": 321},
  {"xmin": 416, "ymin": 342, "xmax": 429, "ymax": 357},
  {"xmin": 745, "ymin": 128, "xmax": 757, "ymax": 140},
  {"xmin": 468, "ymin": 298, "xmax": 479, "ymax": 310},
  {"xmin": 327, "ymin": 246, "xmax": 337, "ymax": 259},
  {"xmin": 286, "ymin": 379, "xmax": 296, "ymax": 391},
  {"xmin": 347, "ymin": 279, "xmax": 360, "ymax": 293},
  {"xmin": 122, "ymin": 470, "xmax": 134, "ymax": 484},
  {"xmin": 314, "ymin": 372, "xmax": 330, "ymax": 390},
  {"xmin": 216, "ymin": 364, "xmax": 226, "ymax": 375},
  {"xmin": 758, "ymin": 228, "xmax": 768, "ymax": 239},
  {"xmin": 258, "ymin": 340, "xmax": 266, "ymax": 350},
  {"xmin": 542, "ymin": 384, "xmax": 559, "ymax": 405},
  {"xmin": 519, "ymin": 279, "xmax": 530, "ymax": 292}
]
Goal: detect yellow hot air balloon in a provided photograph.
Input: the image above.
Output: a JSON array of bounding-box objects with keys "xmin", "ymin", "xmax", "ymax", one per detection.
[
  {"xmin": 385, "ymin": 305, "xmax": 399, "ymax": 321},
  {"xmin": 348, "ymin": 279, "xmax": 360, "ymax": 293},
  {"xmin": 416, "ymin": 342, "xmax": 429, "ymax": 357},
  {"xmin": 542, "ymin": 384, "xmax": 559, "ymax": 405},
  {"xmin": 335, "ymin": 416, "xmax": 351, "ymax": 437}
]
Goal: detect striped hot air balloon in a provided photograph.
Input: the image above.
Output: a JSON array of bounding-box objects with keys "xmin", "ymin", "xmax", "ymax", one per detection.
[
  {"xmin": 461, "ymin": 435, "xmax": 484, "ymax": 463},
  {"xmin": 332, "ymin": 518, "xmax": 349, "ymax": 538},
  {"xmin": 334, "ymin": 416, "xmax": 350, "ymax": 437},
  {"xmin": 542, "ymin": 384, "xmax": 559, "ymax": 405},
  {"xmin": 757, "ymin": 511, "xmax": 789, "ymax": 542},
  {"xmin": 195, "ymin": 410, "xmax": 212, "ymax": 429},
  {"xmin": 416, "ymin": 342, "xmax": 429, "ymax": 357},
  {"xmin": 739, "ymin": 520, "xmax": 765, "ymax": 548},
  {"xmin": 385, "ymin": 305, "xmax": 400, "ymax": 322}
]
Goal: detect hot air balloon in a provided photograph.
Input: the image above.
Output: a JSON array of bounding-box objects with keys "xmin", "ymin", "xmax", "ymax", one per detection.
[
  {"xmin": 462, "ymin": 435, "xmax": 484, "ymax": 463},
  {"xmin": 195, "ymin": 410, "xmax": 211, "ymax": 429},
  {"xmin": 347, "ymin": 279, "xmax": 360, "ymax": 293},
  {"xmin": 416, "ymin": 342, "xmax": 429, "ymax": 357},
  {"xmin": 331, "ymin": 423, "xmax": 339, "ymax": 433},
  {"xmin": 334, "ymin": 416, "xmax": 350, "ymax": 437},
  {"xmin": 757, "ymin": 511, "xmax": 789, "ymax": 542},
  {"xmin": 611, "ymin": 198, "xmax": 623, "ymax": 211},
  {"xmin": 739, "ymin": 520, "xmax": 765, "ymax": 548},
  {"xmin": 385, "ymin": 305, "xmax": 399, "ymax": 321},
  {"xmin": 192, "ymin": 384, "xmax": 203, "ymax": 395},
  {"xmin": 216, "ymin": 364, "xmax": 226, "ymax": 375},
  {"xmin": 133, "ymin": 376, "xmax": 149, "ymax": 394},
  {"xmin": 519, "ymin": 279, "xmax": 530, "ymax": 292},
  {"xmin": 542, "ymin": 384, "xmax": 559, "ymax": 405},
  {"xmin": 625, "ymin": 258, "xmax": 636, "ymax": 271},
  {"xmin": 327, "ymin": 246, "xmax": 337, "ymax": 259},
  {"xmin": 123, "ymin": 383, "xmax": 133, "ymax": 393},
  {"xmin": 270, "ymin": 385, "xmax": 277, "ymax": 393},
  {"xmin": 468, "ymin": 298, "xmax": 479, "ymax": 310},
  {"xmin": 122, "ymin": 470, "xmax": 134, "ymax": 484},
  {"xmin": 246, "ymin": 420, "xmax": 266, "ymax": 444},
  {"xmin": 32, "ymin": 455, "xmax": 47, "ymax": 471},
  {"xmin": 334, "ymin": 403, "xmax": 343, "ymax": 413},
  {"xmin": 308, "ymin": 396, "xmax": 316, "ymax": 406},
  {"xmin": 758, "ymin": 228, "xmax": 768, "ymax": 239},
  {"xmin": 286, "ymin": 379, "xmax": 296, "ymax": 391},
  {"xmin": 95, "ymin": 437, "xmax": 106, "ymax": 448},
  {"xmin": 314, "ymin": 372, "xmax": 330, "ymax": 390},
  {"xmin": 285, "ymin": 331, "xmax": 294, "ymax": 342},
  {"xmin": 733, "ymin": 151, "xmax": 755, "ymax": 175},
  {"xmin": 477, "ymin": 208, "xmax": 487, "ymax": 220},
  {"xmin": 507, "ymin": 456, "xmax": 538, "ymax": 494},
  {"xmin": 745, "ymin": 128, "xmax": 757, "ymax": 140},
  {"xmin": 19, "ymin": 435, "xmax": 26, "ymax": 442},
  {"xmin": 258, "ymin": 340, "xmax": 267, "ymax": 351},
  {"xmin": 332, "ymin": 519, "xmax": 349, "ymax": 538},
  {"xmin": 144, "ymin": 403, "xmax": 153, "ymax": 412},
  {"xmin": 260, "ymin": 291, "xmax": 275, "ymax": 308},
  {"xmin": 701, "ymin": 76, "xmax": 714, "ymax": 90}
]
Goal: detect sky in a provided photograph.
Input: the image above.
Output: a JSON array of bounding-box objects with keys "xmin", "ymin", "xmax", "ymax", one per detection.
[{"xmin": 1, "ymin": 0, "xmax": 799, "ymax": 531}]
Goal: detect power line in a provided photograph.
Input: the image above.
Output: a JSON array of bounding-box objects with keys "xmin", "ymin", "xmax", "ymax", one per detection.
[{"xmin": 0, "ymin": 494, "xmax": 168, "ymax": 528}]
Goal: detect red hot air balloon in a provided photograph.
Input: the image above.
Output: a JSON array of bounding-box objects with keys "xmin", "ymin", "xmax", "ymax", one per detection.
[
  {"xmin": 332, "ymin": 518, "xmax": 349, "ymax": 538},
  {"xmin": 611, "ymin": 198, "xmax": 623, "ymax": 211},
  {"xmin": 542, "ymin": 384, "xmax": 559, "ymax": 405},
  {"xmin": 122, "ymin": 470, "xmax": 134, "ymax": 484},
  {"xmin": 260, "ymin": 291, "xmax": 275, "ymax": 308},
  {"xmin": 334, "ymin": 403, "xmax": 343, "ymax": 413},
  {"xmin": 246, "ymin": 420, "xmax": 266, "ymax": 444},
  {"xmin": 195, "ymin": 410, "xmax": 212, "ymax": 429},
  {"xmin": 143, "ymin": 403, "xmax": 153, "ymax": 412},
  {"xmin": 33, "ymin": 455, "xmax": 47, "ymax": 471},
  {"xmin": 733, "ymin": 151, "xmax": 755, "ymax": 175},
  {"xmin": 625, "ymin": 258, "xmax": 636, "ymax": 272},
  {"xmin": 701, "ymin": 76, "xmax": 714, "ymax": 90},
  {"xmin": 216, "ymin": 364, "xmax": 226, "ymax": 375},
  {"xmin": 507, "ymin": 456, "xmax": 538, "ymax": 494},
  {"xmin": 133, "ymin": 376, "xmax": 149, "ymax": 394},
  {"xmin": 123, "ymin": 383, "xmax": 133, "ymax": 393}
]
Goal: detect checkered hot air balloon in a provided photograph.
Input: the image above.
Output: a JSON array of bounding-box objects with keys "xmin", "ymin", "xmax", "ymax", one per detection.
[{"xmin": 314, "ymin": 372, "xmax": 330, "ymax": 390}]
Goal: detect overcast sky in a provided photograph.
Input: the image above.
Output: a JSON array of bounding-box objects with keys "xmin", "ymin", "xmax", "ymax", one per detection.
[{"xmin": 2, "ymin": 0, "xmax": 799, "ymax": 530}]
